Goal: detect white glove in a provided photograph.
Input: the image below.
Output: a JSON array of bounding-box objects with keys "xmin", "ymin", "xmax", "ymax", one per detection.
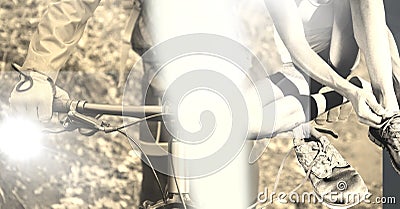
[{"xmin": 9, "ymin": 70, "xmax": 69, "ymax": 122}]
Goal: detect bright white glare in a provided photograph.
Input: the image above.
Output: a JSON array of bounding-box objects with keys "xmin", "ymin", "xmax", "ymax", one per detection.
[{"xmin": 0, "ymin": 116, "xmax": 43, "ymax": 160}]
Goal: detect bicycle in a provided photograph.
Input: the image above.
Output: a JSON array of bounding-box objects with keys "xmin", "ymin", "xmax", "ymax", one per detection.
[{"xmin": 50, "ymin": 99, "xmax": 196, "ymax": 209}]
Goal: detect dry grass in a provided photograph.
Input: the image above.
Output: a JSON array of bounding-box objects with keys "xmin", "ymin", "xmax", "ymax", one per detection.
[{"xmin": 0, "ymin": 0, "xmax": 382, "ymax": 208}]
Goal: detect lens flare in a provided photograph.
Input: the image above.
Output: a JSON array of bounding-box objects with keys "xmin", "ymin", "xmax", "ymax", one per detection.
[{"xmin": 0, "ymin": 116, "xmax": 43, "ymax": 160}]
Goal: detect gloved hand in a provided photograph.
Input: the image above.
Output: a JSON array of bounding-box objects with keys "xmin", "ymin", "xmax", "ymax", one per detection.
[{"xmin": 9, "ymin": 70, "xmax": 69, "ymax": 122}]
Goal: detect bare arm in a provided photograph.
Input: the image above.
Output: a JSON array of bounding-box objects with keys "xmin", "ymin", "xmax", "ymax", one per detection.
[
  {"xmin": 350, "ymin": 0, "xmax": 399, "ymax": 114},
  {"xmin": 264, "ymin": 0, "xmax": 384, "ymax": 126},
  {"xmin": 22, "ymin": 0, "xmax": 101, "ymax": 80},
  {"xmin": 264, "ymin": 0, "xmax": 357, "ymax": 98}
]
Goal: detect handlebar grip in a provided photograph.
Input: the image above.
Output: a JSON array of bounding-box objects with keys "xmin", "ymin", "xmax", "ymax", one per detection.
[{"xmin": 52, "ymin": 98, "xmax": 71, "ymax": 113}]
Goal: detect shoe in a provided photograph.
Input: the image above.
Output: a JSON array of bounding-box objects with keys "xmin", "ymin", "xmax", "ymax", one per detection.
[
  {"xmin": 369, "ymin": 113, "xmax": 400, "ymax": 174},
  {"xmin": 294, "ymin": 136, "xmax": 368, "ymax": 208}
]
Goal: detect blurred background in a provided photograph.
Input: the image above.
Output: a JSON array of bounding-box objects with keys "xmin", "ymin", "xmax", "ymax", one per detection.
[{"xmin": 0, "ymin": 0, "xmax": 382, "ymax": 208}]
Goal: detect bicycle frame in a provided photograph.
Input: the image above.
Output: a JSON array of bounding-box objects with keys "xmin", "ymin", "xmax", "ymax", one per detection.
[{"xmin": 53, "ymin": 99, "xmax": 195, "ymax": 209}]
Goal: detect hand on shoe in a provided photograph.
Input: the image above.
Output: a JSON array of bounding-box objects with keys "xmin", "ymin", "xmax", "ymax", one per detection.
[{"xmin": 347, "ymin": 88, "xmax": 385, "ymax": 128}]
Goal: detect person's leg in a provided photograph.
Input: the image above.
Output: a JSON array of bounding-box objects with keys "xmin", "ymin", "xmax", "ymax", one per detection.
[
  {"xmin": 258, "ymin": 82, "xmax": 362, "ymax": 137},
  {"xmin": 139, "ymin": 57, "xmax": 361, "ymax": 204},
  {"xmin": 310, "ymin": 0, "xmax": 360, "ymax": 92},
  {"xmin": 139, "ymin": 61, "xmax": 170, "ymax": 204},
  {"xmin": 258, "ymin": 23, "xmax": 363, "ymax": 137},
  {"xmin": 139, "ymin": 90, "xmax": 169, "ymax": 204},
  {"xmin": 253, "ymin": 70, "xmax": 369, "ymax": 208},
  {"xmin": 312, "ymin": 0, "xmax": 359, "ymax": 123},
  {"xmin": 329, "ymin": 0, "xmax": 359, "ymax": 76},
  {"xmin": 255, "ymin": 65, "xmax": 364, "ymax": 138},
  {"xmin": 258, "ymin": 5, "xmax": 369, "ymax": 205}
]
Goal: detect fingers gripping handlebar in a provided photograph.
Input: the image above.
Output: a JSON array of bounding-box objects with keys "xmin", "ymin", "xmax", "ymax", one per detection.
[{"xmin": 52, "ymin": 98, "xmax": 73, "ymax": 113}]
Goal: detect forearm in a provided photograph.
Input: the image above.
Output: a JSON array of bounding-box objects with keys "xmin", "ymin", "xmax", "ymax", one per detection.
[
  {"xmin": 386, "ymin": 26, "xmax": 400, "ymax": 106},
  {"xmin": 22, "ymin": 0, "xmax": 101, "ymax": 81},
  {"xmin": 290, "ymin": 44, "xmax": 358, "ymax": 98},
  {"xmin": 350, "ymin": 0, "xmax": 398, "ymax": 111},
  {"xmin": 265, "ymin": 0, "xmax": 358, "ymax": 99},
  {"xmin": 388, "ymin": 27, "xmax": 400, "ymax": 84}
]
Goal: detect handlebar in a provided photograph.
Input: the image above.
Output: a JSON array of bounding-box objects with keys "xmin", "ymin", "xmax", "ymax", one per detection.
[{"xmin": 53, "ymin": 99, "xmax": 163, "ymax": 118}]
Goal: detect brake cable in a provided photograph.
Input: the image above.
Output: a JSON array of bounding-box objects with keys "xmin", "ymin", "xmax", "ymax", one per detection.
[
  {"xmin": 104, "ymin": 113, "xmax": 166, "ymax": 132},
  {"xmin": 11, "ymin": 62, "xmax": 168, "ymax": 204},
  {"xmin": 44, "ymin": 112, "xmax": 169, "ymax": 204},
  {"xmin": 103, "ymin": 113, "xmax": 169, "ymax": 204},
  {"xmin": 116, "ymin": 129, "xmax": 167, "ymax": 204},
  {"xmin": 168, "ymin": 139, "xmax": 188, "ymax": 209}
]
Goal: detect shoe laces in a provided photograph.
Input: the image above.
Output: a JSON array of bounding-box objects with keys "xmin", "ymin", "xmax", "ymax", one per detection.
[
  {"xmin": 294, "ymin": 136, "xmax": 347, "ymax": 179},
  {"xmin": 252, "ymin": 139, "xmax": 324, "ymax": 208},
  {"xmin": 250, "ymin": 136, "xmax": 346, "ymax": 209},
  {"xmin": 381, "ymin": 113, "xmax": 400, "ymax": 151}
]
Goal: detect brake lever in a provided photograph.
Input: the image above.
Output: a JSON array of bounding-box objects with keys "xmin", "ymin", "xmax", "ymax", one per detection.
[
  {"xmin": 78, "ymin": 128, "xmax": 99, "ymax": 136},
  {"xmin": 64, "ymin": 110, "xmax": 112, "ymax": 131},
  {"xmin": 68, "ymin": 111, "xmax": 104, "ymax": 130},
  {"xmin": 42, "ymin": 115, "xmax": 102, "ymax": 136}
]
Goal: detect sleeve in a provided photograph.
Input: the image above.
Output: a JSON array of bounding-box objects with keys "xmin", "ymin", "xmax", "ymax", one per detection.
[{"xmin": 22, "ymin": 0, "xmax": 101, "ymax": 80}]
